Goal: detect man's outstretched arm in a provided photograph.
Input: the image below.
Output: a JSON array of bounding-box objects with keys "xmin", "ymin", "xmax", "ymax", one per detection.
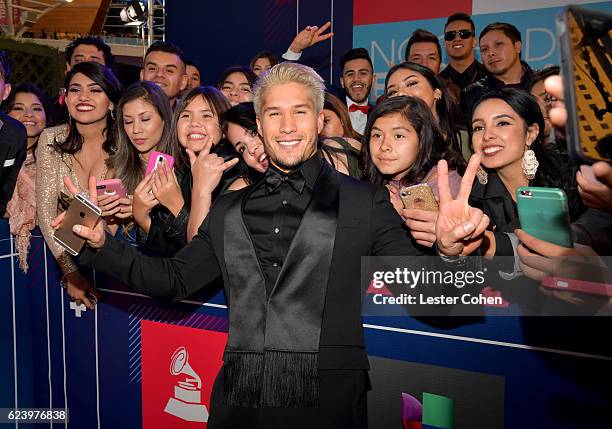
[
  {"xmin": 55, "ymin": 176, "xmax": 221, "ymax": 302},
  {"xmin": 78, "ymin": 218, "xmax": 221, "ymax": 302}
]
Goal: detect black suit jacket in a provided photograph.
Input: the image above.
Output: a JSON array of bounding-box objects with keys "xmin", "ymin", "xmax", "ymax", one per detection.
[
  {"xmin": 80, "ymin": 161, "xmax": 421, "ymax": 369},
  {"xmin": 0, "ymin": 113, "xmax": 27, "ymax": 216}
]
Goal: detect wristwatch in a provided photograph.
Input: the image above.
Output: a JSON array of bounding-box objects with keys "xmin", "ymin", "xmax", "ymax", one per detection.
[{"xmin": 436, "ymin": 243, "xmax": 468, "ymax": 266}]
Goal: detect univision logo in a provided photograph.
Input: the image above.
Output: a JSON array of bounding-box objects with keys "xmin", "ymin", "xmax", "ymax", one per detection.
[{"xmin": 402, "ymin": 392, "xmax": 454, "ymax": 429}]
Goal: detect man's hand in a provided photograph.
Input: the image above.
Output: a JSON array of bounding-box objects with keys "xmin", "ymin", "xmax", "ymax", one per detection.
[
  {"xmin": 289, "ymin": 21, "xmax": 334, "ymax": 54},
  {"xmin": 544, "ymin": 75, "xmax": 566, "ymax": 128},
  {"xmin": 51, "ymin": 175, "xmax": 106, "ymax": 249},
  {"xmin": 435, "ymin": 154, "xmax": 489, "ymax": 256}
]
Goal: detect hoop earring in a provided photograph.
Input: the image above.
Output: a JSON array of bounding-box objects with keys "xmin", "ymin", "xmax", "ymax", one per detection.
[
  {"xmin": 110, "ymin": 110, "xmax": 116, "ymax": 121},
  {"xmin": 476, "ymin": 166, "xmax": 488, "ymax": 185},
  {"xmin": 522, "ymin": 148, "xmax": 539, "ymax": 180}
]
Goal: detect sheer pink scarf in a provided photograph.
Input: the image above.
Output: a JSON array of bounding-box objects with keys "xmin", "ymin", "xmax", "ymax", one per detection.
[{"xmin": 7, "ymin": 152, "xmax": 37, "ymax": 272}]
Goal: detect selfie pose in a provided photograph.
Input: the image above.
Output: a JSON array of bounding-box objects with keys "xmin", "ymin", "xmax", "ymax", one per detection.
[
  {"xmin": 468, "ymin": 88, "xmax": 584, "ymax": 274},
  {"xmin": 57, "ymin": 63, "xmax": 488, "ymax": 429}
]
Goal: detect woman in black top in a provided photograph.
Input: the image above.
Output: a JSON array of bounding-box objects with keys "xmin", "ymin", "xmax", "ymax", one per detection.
[{"xmin": 468, "ymin": 88, "xmax": 583, "ymax": 273}]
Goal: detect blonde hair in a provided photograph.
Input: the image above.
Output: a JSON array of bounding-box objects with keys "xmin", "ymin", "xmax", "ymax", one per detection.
[{"xmin": 253, "ymin": 62, "xmax": 325, "ymax": 117}]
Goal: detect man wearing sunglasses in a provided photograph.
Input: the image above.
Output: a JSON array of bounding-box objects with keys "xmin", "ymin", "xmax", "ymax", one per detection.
[{"xmin": 440, "ymin": 13, "xmax": 487, "ymax": 98}]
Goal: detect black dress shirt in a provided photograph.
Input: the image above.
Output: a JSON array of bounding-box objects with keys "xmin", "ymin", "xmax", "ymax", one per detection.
[{"xmin": 244, "ymin": 154, "xmax": 320, "ymax": 294}]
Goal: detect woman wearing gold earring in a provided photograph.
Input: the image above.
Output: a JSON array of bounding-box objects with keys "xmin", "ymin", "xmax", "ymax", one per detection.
[{"xmin": 467, "ymin": 88, "xmax": 584, "ymax": 267}]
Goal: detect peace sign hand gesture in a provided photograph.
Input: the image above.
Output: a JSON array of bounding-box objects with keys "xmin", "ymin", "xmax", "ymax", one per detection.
[
  {"xmin": 289, "ymin": 21, "xmax": 334, "ymax": 54},
  {"xmin": 435, "ymin": 154, "xmax": 490, "ymax": 256}
]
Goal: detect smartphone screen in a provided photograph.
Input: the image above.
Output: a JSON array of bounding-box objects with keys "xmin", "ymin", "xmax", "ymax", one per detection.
[{"xmin": 562, "ymin": 7, "xmax": 612, "ymax": 163}]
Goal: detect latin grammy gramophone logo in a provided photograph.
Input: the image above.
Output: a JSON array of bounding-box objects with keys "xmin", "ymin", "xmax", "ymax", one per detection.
[{"xmin": 164, "ymin": 346, "xmax": 209, "ymax": 422}]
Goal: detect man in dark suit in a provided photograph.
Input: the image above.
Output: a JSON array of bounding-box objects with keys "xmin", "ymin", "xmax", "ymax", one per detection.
[
  {"xmin": 66, "ymin": 62, "xmax": 487, "ymax": 428},
  {"xmin": 0, "ymin": 50, "xmax": 27, "ymax": 217}
]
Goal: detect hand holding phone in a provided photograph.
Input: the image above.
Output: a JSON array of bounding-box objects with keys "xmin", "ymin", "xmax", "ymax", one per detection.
[
  {"xmin": 145, "ymin": 151, "xmax": 175, "ymax": 176},
  {"xmin": 400, "ymin": 184, "xmax": 438, "ymax": 212},
  {"xmin": 96, "ymin": 178, "xmax": 127, "ymax": 198},
  {"xmin": 53, "ymin": 193, "xmax": 102, "ymax": 256}
]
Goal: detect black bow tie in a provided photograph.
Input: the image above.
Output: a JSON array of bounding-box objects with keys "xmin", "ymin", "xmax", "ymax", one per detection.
[{"xmin": 264, "ymin": 168, "xmax": 306, "ymax": 194}]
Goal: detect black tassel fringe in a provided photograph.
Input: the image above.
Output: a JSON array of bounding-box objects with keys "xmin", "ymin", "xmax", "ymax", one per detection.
[
  {"xmin": 223, "ymin": 350, "xmax": 320, "ymax": 408},
  {"xmin": 261, "ymin": 350, "xmax": 319, "ymax": 408},
  {"xmin": 223, "ymin": 351, "xmax": 263, "ymax": 408}
]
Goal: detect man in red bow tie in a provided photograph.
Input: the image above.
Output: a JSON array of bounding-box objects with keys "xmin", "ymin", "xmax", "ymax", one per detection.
[
  {"xmin": 340, "ymin": 48, "xmax": 374, "ymax": 134},
  {"xmin": 348, "ymin": 103, "xmax": 370, "ymax": 114}
]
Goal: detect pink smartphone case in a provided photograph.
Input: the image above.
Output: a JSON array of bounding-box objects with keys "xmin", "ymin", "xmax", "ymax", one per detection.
[
  {"xmin": 96, "ymin": 179, "xmax": 127, "ymax": 198},
  {"xmin": 542, "ymin": 276, "xmax": 612, "ymax": 298},
  {"xmin": 145, "ymin": 151, "xmax": 175, "ymax": 176}
]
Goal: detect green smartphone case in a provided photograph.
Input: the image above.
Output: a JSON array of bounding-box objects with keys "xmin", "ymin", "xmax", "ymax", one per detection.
[{"xmin": 516, "ymin": 187, "xmax": 573, "ymax": 248}]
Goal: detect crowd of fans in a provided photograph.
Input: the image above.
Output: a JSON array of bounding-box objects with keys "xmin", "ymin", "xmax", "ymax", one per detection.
[{"xmin": 0, "ymin": 11, "xmax": 610, "ymax": 312}]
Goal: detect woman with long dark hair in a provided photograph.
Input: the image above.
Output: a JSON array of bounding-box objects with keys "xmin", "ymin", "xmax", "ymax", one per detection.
[
  {"xmin": 468, "ymin": 88, "xmax": 584, "ymax": 261},
  {"xmin": 250, "ymin": 51, "xmax": 279, "ymax": 76},
  {"xmin": 36, "ymin": 62, "xmax": 122, "ymax": 308},
  {"xmin": 175, "ymin": 86, "xmax": 239, "ymax": 240},
  {"xmin": 361, "ymin": 96, "xmax": 465, "ymax": 247},
  {"xmin": 4, "ymin": 82, "xmax": 48, "ymax": 271},
  {"xmin": 107, "ymin": 81, "xmax": 191, "ymax": 256},
  {"xmin": 319, "ymin": 92, "xmax": 363, "ymax": 178},
  {"xmin": 221, "ymin": 102, "xmax": 268, "ymax": 189},
  {"xmin": 385, "ymin": 62, "xmax": 469, "ymax": 160}
]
